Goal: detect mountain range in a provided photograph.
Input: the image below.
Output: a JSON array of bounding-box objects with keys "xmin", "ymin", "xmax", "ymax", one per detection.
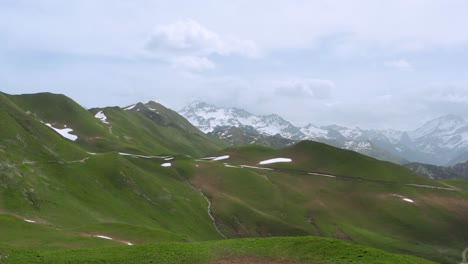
[
  {"xmin": 1, "ymin": 91, "xmax": 468, "ymax": 263},
  {"xmin": 180, "ymin": 101, "xmax": 468, "ymax": 166}
]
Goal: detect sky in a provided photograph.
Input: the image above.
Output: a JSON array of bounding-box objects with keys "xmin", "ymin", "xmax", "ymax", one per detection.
[{"xmin": 1, "ymin": 0, "xmax": 468, "ymax": 130}]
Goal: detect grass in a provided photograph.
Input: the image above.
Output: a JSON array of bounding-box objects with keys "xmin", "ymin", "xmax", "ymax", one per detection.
[
  {"xmin": 1, "ymin": 236, "xmax": 435, "ymax": 264},
  {"xmin": 1, "ymin": 91, "xmax": 467, "ymax": 264}
]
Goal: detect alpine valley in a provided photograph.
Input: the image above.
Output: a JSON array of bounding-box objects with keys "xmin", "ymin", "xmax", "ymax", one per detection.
[{"xmin": 1, "ymin": 91, "xmax": 468, "ymax": 264}]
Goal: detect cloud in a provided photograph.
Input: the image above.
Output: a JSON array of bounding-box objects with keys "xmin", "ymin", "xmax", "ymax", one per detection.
[
  {"xmin": 384, "ymin": 59, "xmax": 413, "ymax": 71},
  {"xmin": 275, "ymin": 79, "xmax": 334, "ymax": 100},
  {"xmin": 169, "ymin": 56, "xmax": 215, "ymax": 71},
  {"xmin": 145, "ymin": 19, "xmax": 258, "ymax": 58},
  {"xmin": 425, "ymin": 84, "xmax": 468, "ymax": 104}
]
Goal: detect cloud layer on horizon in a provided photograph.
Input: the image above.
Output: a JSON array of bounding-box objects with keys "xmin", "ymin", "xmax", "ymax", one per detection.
[{"xmin": 1, "ymin": 0, "xmax": 468, "ymax": 130}]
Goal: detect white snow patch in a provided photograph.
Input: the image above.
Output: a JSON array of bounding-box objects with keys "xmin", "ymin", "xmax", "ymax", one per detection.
[
  {"xmin": 164, "ymin": 157, "xmax": 174, "ymax": 161},
  {"xmin": 213, "ymin": 155, "xmax": 230, "ymax": 161},
  {"xmin": 45, "ymin": 123, "xmax": 78, "ymax": 141},
  {"xmin": 199, "ymin": 155, "xmax": 230, "ymax": 161},
  {"xmin": 118, "ymin": 152, "xmax": 168, "ymax": 159},
  {"xmin": 403, "ymin": 198, "xmax": 414, "ymax": 203},
  {"xmin": 87, "ymin": 152, "xmax": 97, "ymax": 155},
  {"xmin": 392, "ymin": 194, "xmax": 414, "ymax": 203},
  {"xmin": 124, "ymin": 104, "xmax": 136, "ymax": 110},
  {"xmin": 126, "ymin": 242, "xmax": 134, "ymax": 246},
  {"xmin": 161, "ymin": 163, "xmax": 172, "ymax": 167},
  {"xmin": 258, "ymin": 158, "xmax": 292, "ymax": 165},
  {"xmin": 24, "ymin": 219, "xmax": 36, "ymax": 223},
  {"xmin": 95, "ymin": 111, "xmax": 109, "ymax": 124},
  {"xmin": 94, "ymin": 235, "xmax": 113, "ymax": 240},
  {"xmin": 198, "ymin": 156, "xmax": 216, "ymax": 160}
]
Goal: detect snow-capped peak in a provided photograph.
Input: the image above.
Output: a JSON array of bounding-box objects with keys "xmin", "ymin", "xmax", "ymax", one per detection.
[
  {"xmin": 410, "ymin": 114, "xmax": 468, "ymax": 140},
  {"xmin": 179, "ymin": 101, "xmax": 303, "ymax": 138}
]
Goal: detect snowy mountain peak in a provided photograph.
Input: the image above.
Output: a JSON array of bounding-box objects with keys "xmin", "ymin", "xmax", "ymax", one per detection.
[
  {"xmin": 410, "ymin": 114, "xmax": 468, "ymax": 140},
  {"xmin": 179, "ymin": 101, "xmax": 303, "ymax": 138}
]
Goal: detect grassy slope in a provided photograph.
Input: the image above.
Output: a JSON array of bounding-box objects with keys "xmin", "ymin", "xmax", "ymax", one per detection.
[
  {"xmin": 2, "ymin": 236, "xmax": 434, "ymax": 264},
  {"xmin": 1, "ymin": 92, "xmax": 467, "ymax": 263},
  {"xmin": 190, "ymin": 142, "xmax": 468, "ymax": 263},
  {"xmin": 0, "ymin": 92, "xmax": 223, "ymax": 248},
  {"xmin": 90, "ymin": 104, "xmax": 224, "ymax": 156}
]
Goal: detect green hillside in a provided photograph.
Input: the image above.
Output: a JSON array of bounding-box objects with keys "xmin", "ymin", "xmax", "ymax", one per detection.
[{"xmin": 1, "ymin": 91, "xmax": 467, "ymax": 263}]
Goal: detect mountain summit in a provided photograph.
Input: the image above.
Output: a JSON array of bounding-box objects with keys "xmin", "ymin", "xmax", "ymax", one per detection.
[{"xmin": 179, "ymin": 101, "xmax": 468, "ymax": 165}]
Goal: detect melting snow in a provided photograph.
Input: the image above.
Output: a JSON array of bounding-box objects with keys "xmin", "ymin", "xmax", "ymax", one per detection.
[
  {"xmin": 94, "ymin": 235, "xmax": 113, "ymax": 240},
  {"xmin": 258, "ymin": 158, "xmax": 292, "ymax": 165},
  {"xmin": 24, "ymin": 219, "xmax": 36, "ymax": 223},
  {"xmin": 161, "ymin": 163, "xmax": 172, "ymax": 167},
  {"xmin": 95, "ymin": 111, "xmax": 109, "ymax": 124},
  {"xmin": 126, "ymin": 242, "xmax": 134, "ymax": 246},
  {"xmin": 45, "ymin": 123, "xmax": 78, "ymax": 141},
  {"xmin": 118, "ymin": 152, "xmax": 168, "ymax": 159},
  {"xmin": 199, "ymin": 155, "xmax": 230, "ymax": 161},
  {"xmin": 213, "ymin": 155, "xmax": 230, "ymax": 161},
  {"xmin": 124, "ymin": 104, "xmax": 136, "ymax": 110},
  {"xmin": 403, "ymin": 198, "xmax": 414, "ymax": 203},
  {"xmin": 164, "ymin": 157, "xmax": 174, "ymax": 161},
  {"xmin": 392, "ymin": 194, "xmax": 415, "ymax": 204}
]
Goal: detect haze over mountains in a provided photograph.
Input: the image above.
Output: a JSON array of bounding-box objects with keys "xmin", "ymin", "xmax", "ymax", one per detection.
[{"xmin": 180, "ymin": 101, "xmax": 468, "ymax": 166}]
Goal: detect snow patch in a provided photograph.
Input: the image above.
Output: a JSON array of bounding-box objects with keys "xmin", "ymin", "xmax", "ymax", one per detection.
[
  {"xmin": 392, "ymin": 194, "xmax": 415, "ymax": 203},
  {"xmin": 258, "ymin": 158, "xmax": 292, "ymax": 165},
  {"xmin": 44, "ymin": 123, "xmax": 78, "ymax": 141},
  {"xmin": 213, "ymin": 155, "xmax": 230, "ymax": 161},
  {"xmin": 164, "ymin": 157, "xmax": 174, "ymax": 161},
  {"xmin": 95, "ymin": 111, "xmax": 109, "ymax": 124},
  {"xmin": 124, "ymin": 104, "xmax": 136, "ymax": 110},
  {"xmin": 199, "ymin": 155, "xmax": 230, "ymax": 161},
  {"xmin": 94, "ymin": 235, "xmax": 113, "ymax": 240},
  {"xmin": 403, "ymin": 198, "xmax": 414, "ymax": 203},
  {"xmin": 161, "ymin": 163, "xmax": 172, "ymax": 167},
  {"xmin": 24, "ymin": 219, "xmax": 36, "ymax": 223},
  {"xmin": 118, "ymin": 152, "xmax": 168, "ymax": 159}
]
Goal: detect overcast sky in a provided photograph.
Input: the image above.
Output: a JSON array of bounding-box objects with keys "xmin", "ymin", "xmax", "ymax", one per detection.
[{"xmin": 2, "ymin": 0, "xmax": 468, "ymax": 130}]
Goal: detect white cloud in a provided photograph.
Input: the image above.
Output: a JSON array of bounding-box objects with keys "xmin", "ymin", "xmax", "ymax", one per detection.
[
  {"xmin": 169, "ymin": 56, "xmax": 215, "ymax": 71},
  {"xmin": 275, "ymin": 79, "xmax": 334, "ymax": 100},
  {"xmin": 145, "ymin": 19, "xmax": 258, "ymax": 58},
  {"xmin": 384, "ymin": 59, "xmax": 413, "ymax": 71}
]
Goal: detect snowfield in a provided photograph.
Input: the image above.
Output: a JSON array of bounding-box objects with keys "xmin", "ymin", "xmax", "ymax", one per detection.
[
  {"xmin": 44, "ymin": 123, "xmax": 78, "ymax": 141},
  {"xmin": 161, "ymin": 163, "xmax": 172, "ymax": 167},
  {"xmin": 95, "ymin": 111, "xmax": 109, "ymax": 124},
  {"xmin": 259, "ymin": 158, "xmax": 292, "ymax": 165}
]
